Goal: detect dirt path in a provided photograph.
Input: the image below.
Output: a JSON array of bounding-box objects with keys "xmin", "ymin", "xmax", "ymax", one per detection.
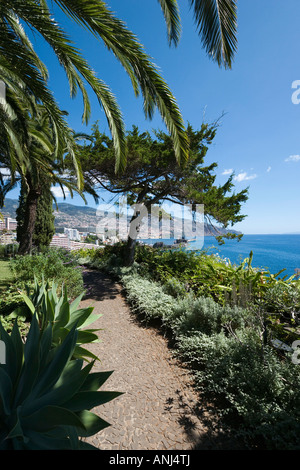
[{"xmin": 80, "ymin": 269, "xmax": 228, "ymax": 451}]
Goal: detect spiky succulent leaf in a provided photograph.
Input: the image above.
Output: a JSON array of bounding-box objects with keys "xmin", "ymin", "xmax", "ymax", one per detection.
[
  {"xmin": 15, "ymin": 277, "xmax": 102, "ymax": 361},
  {"xmin": 0, "ymin": 316, "xmax": 121, "ymax": 450}
]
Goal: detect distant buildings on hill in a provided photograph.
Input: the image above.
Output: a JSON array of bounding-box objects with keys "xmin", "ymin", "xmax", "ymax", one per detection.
[
  {"xmin": 63, "ymin": 227, "xmax": 82, "ymax": 241},
  {"xmin": 0, "ymin": 217, "xmax": 17, "ymax": 231},
  {"xmin": 50, "ymin": 229, "xmax": 120, "ymax": 250},
  {"xmin": 50, "ymin": 231, "xmax": 100, "ymax": 250},
  {"xmin": 0, "ymin": 217, "xmax": 17, "ymax": 245},
  {"xmin": 0, "ymin": 218, "xmax": 103, "ymax": 250}
]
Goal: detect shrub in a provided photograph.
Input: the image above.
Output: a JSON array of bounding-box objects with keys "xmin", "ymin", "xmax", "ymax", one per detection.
[
  {"xmin": 176, "ymin": 330, "xmax": 231, "ymax": 371},
  {"xmin": 177, "ymin": 328, "xmax": 300, "ymax": 449},
  {"xmin": 118, "ymin": 269, "xmax": 300, "ymax": 449},
  {"xmin": 0, "ymin": 311, "xmax": 29, "ymax": 338},
  {"xmin": 263, "ymin": 282, "xmax": 300, "ymax": 322},
  {"xmin": 0, "ymin": 244, "xmax": 19, "ymax": 258},
  {"xmin": 121, "ymin": 273, "xmax": 177, "ymax": 324},
  {"xmin": 162, "ymin": 277, "xmax": 188, "ymax": 298},
  {"xmin": 10, "ymin": 248, "xmax": 84, "ymax": 299},
  {"xmin": 170, "ymin": 295, "xmax": 251, "ymax": 336},
  {"xmin": 0, "ymin": 285, "xmax": 24, "ymax": 316}
]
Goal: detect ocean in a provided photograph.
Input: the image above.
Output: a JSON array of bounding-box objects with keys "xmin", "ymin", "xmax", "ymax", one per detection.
[{"xmin": 140, "ymin": 234, "xmax": 300, "ymax": 279}]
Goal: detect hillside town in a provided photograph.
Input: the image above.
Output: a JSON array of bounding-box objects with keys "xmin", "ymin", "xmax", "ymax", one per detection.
[
  {"xmin": 0, "ymin": 215, "xmax": 104, "ymax": 251},
  {"xmin": 0, "ymin": 199, "xmax": 207, "ymax": 252}
]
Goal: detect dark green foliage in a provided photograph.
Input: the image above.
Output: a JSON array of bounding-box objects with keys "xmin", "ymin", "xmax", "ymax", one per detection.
[
  {"xmin": 0, "ymin": 285, "xmax": 26, "ymax": 319},
  {"xmin": 135, "ymin": 245, "xmax": 202, "ymax": 287},
  {"xmin": 17, "ymin": 178, "xmax": 55, "ymax": 251},
  {"xmin": 33, "ymin": 182, "xmax": 55, "ymax": 250}
]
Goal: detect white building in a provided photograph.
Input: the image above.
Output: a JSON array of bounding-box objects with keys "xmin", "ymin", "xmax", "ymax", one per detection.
[
  {"xmin": 50, "ymin": 234, "xmax": 70, "ymax": 249},
  {"xmin": 64, "ymin": 228, "xmax": 80, "ymax": 241},
  {"xmin": 0, "ymin": 217, "xmax": 17, "ymax": 231},
  {"xmin": 50, "ymin": 232, "xmax": 100, "ymax": 251}
]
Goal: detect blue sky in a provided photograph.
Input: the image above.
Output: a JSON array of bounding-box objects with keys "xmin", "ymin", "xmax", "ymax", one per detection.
[{"xmin": 6, "ymin": 0, "xmax": 300, "ymax": 234}]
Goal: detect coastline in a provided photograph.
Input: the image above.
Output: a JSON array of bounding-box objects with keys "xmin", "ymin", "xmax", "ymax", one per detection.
[{"xmin": 139, "ymin": 234, "xmax": 300, "ymax": 279}]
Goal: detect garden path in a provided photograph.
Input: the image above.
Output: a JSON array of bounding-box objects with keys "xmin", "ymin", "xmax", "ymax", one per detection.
[{"xmin": 80, "ymin": 268, "xmax": 232, "ymax": 451}]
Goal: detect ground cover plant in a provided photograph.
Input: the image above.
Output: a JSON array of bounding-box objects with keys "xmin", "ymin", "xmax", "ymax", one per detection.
[{"xmin": 0, "ymin": 259, "xmax": 14, "ymax": 291}]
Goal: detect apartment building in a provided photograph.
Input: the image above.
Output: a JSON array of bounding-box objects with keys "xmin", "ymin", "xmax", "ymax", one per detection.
[{"xmin": 0, "ymin": 217, "xmax": 17, "ymax": 231}]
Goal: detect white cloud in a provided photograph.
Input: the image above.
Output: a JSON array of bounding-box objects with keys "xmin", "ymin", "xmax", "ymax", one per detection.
[
  {"xmin": 222, "ymin": 168, "xmax": 233, "ymax": 175},
  {"xmin": 285, "ymin": 155, "xmax": 300, "ymax": 162},
  {"xmin": 267, "ymin": 166, "xmax": 272, "ymax": 172},
  {"xmin": 234, "ymin": 172, "xmax": 257, "ymax": 182},
  {"xmin": 51, "ymin": 186, "xmax": 70, "ymax": 198}
]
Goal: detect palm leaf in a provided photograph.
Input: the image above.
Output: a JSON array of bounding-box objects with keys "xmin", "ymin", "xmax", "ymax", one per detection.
[
  {"xmin": 189, "ymin": 0, "xmax": 238, "ymax": 69},
  {"xmin": 157, "ymin": 0, "xmax": 182, "ymax": 46}
]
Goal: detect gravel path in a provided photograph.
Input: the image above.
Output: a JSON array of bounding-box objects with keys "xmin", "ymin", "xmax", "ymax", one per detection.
[{"xmin": 80, "ymin": 269, "xmax": 228, "ymax": 451}]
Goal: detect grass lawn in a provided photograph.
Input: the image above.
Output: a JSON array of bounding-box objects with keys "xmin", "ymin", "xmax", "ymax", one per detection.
[{"xmin": 0, "ymin": 259, "xmax": 14, "ymax": 292}]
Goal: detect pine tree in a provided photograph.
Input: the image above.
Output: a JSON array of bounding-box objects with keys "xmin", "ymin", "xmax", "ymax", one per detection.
[{"xmin": 74, "ymin": 122, "xmax": 248, "ymax": 266}]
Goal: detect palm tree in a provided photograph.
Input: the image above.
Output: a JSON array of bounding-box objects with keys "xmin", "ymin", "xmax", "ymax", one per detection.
[
  {"xmin": 0, "ymin": 1, "xmax": 186, "ymax": 173},
  {"xmin": 0, "ymin": 1, "xmax": 238, "ymax": 173},
  {"xmin": 0, "ymin": 80, "xmax": 78, "ymax": 198},
  {"xmin": 0, "ymin": 102, "xmax": 86, "ymax": 254}
]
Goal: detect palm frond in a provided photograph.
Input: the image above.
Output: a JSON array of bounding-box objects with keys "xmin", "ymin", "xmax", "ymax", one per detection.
[
  {"xmin": 157, "ymin": 0, "xmax": 182, "ymax": 46},
  {"xmin": 49, "ymin": 0, "xmax": 189, "ymax": 167},
  {"xmin": 5, "ymin": 11, "xmax": 49, "ymax": 80},
  {"xmin": 189, "ymin": 0, "xmax": 238, "ymax": 68}
]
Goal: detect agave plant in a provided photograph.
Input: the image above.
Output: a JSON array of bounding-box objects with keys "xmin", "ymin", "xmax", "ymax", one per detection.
[
  {"xmin": 0, "ymin": 316, "xmax": 121, "ymax": 449},
  {"xmin": 16, "ymin": 277, "xmax": 101, "ymax": 361}
]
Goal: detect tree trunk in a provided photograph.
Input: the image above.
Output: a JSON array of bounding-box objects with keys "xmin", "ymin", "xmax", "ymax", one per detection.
[
  {"xmin": 123, "ymin": 201, "xmax": 152, "ymax": 266},
  {"xmin": 123, "ymin": 208, "xmax": 146, "ymax": 266},
  {"xmin": 124, "ymin": 235, "xmax": 137, "ymax": 267},
  {"xmin": 18, "ymin": 187, "xmax": 41, "ymax": 255}
]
